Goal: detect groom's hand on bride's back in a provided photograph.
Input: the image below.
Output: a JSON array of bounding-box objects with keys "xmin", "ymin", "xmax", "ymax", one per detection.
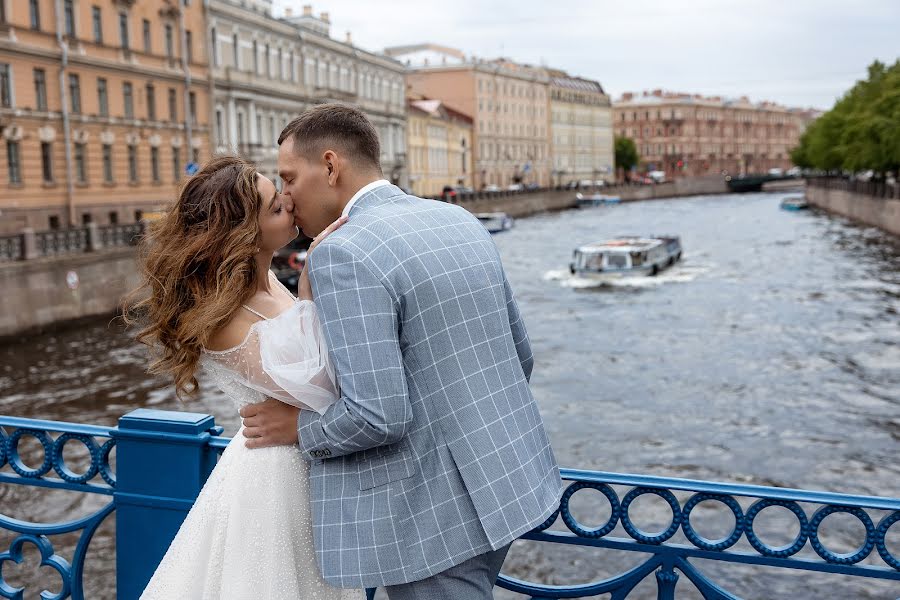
[{"xmin": 239, "ymin": 398, "xmax": 300, "ymax": 448}]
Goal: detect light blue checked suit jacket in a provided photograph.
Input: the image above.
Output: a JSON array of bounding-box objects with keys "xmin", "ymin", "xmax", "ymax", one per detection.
[{"xmin": 299, "ymin": 184, "xmax": 562, "ymax": 588}]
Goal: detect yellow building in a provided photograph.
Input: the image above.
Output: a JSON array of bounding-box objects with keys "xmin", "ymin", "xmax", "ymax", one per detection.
[
  {"xmin": 0, "ymin": 0, "xmax": 211, "ymax": 234},
  {"xmin": 548, "ymin": 71, "xmax": 614, "ymax": 186},
  {"xmin": 406, "ymin": 98, "xmax": 473, "ymax": 197},
  {"xmin": 387, "ymin": 44, "xmax": 551, "ymax": 189}
]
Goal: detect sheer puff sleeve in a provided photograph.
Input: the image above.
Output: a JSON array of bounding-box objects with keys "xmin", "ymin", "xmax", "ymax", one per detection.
[{"xmin": 205, "ymin": 300, "xmax": 338, "ymax": 414}]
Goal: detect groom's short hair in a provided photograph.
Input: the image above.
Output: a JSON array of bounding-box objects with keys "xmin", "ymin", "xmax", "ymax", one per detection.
[{"xmin": 278, "ymin": 103, "xmax": 382, "ymax": 171}]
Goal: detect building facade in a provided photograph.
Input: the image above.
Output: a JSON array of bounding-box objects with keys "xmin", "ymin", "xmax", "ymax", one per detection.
[
  {"xmin": 406, "ymin": 98, "xmax": 472, "ymax": 197},
  {"xmin": 389, "ymin": 44, "xmax": 551, "ymax": 189},
  {"xmin": 613, "ymin": 90, "xmax": 809, "ymax": 179},
  {"xmin": 0, "ymin": 0, "xmax": 210, "ymax": 234},
  {"xmin": 209, "ymin": 1, "xmax": 407, "ymax": 188},
  {"xmin": 548, "ymin": 71, "xmax": 614, "ymax": 186}
]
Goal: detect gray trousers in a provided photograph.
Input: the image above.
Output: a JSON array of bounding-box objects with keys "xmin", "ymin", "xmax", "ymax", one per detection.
[{"xmin": 384, "ymin": 544, "xmax": 512, "ymax": 600}]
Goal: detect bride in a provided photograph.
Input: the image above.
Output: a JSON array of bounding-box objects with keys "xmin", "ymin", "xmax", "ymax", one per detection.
[{"xmin": 127, "ymin": 156, "xmax": 359, "ymax": 599}]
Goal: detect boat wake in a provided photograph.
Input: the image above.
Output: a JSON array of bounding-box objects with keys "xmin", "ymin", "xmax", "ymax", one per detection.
[{"xmin": 544, "ymin": 261, "xmax": 709, "ymax": 289}]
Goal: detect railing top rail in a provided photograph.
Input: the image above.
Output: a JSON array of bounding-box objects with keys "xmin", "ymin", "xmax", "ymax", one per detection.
[
  {"xmin": 562, "ymin": 468, "xmax": 900, "ymax": 510},
  {"xmin": 0, "ymin": 416, "xmax": 114, "ymax": 438}
]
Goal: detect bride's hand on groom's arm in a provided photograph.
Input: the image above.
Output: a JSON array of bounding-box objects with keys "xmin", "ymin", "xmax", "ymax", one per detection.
[
  {"xmin": 239, "ymin": 398, "xmax": 301, "ymax": 449},
  {"xmin": 298, "ymin": 215, "xmax": 348, "ymax": 300}
]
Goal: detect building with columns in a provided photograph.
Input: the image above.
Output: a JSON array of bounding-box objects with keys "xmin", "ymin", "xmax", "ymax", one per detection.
[
  {"xmin": 547, "ymin": 70, "xmax": 614, "ymax": 186},
  {"xmin": 389, "ymin": 44, "xmax": 551, "ymax": 189},
  {"xmin": 613, "ymin": 90, "xmax": 813, "ymax": 179},
  {"xmin": 209, "ymin": 1, "xmax": 407, "ymax": 188},
  {"xmin": 0, "ymin": 0, "xmax": 211, "ymax": 234}
]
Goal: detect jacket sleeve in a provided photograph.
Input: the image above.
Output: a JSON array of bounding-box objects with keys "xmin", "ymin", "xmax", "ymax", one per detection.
[
  {"xmin": 296, "ymin": 240, "xmax": 412, "ymax": 460},
  {"xmin": 504, "ymin": 272, "xmax": 534, "ymax": 382}
]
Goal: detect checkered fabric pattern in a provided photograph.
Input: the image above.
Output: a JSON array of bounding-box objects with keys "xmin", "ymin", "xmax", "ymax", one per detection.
[{"xmin": 299, "ymin": 184, "xmax": 562, "ymax": 588}]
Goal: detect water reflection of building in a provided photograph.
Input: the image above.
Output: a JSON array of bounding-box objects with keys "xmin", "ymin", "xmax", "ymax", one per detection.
[
  {"xmin": 406, "ymin": 98, "xmax": 473, "ymax": 197},
  {"xmin": 613, "ymin": 90, "xmax": 816, "ymax": 179},
  {"xmin": 0, "ymin": 0, "xmax": 210, "ymax": 234},
  {"xmin": 209, "ymin": 1, "xmax": 407, "ymax": 189}
]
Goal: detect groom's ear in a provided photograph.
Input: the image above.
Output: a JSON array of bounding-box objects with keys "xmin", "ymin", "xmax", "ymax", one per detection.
[{"xmin": 323, "ymin": 150, "xmax": 339, "ymax": 187}]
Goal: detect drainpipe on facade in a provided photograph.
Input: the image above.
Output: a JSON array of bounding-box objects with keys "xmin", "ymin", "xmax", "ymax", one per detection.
[
  {"xmin": 203, "ymin": 0, "xmax": 215, "ymax": 155},
  {"xmin": 178, "ymin": 3, "xmax": 193, "ymax": 162},
  {"xmin": 55, "ymin": 0, "xmax": 76, "ymax": 227}
]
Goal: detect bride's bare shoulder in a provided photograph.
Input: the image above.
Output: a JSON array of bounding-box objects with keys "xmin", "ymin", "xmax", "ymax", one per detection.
[{"xmin": 206, "ymin": 309, "xmax": 258, "ymax": 352}]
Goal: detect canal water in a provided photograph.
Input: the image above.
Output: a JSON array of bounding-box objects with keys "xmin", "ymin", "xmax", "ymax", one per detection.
[{"xmin": 1, "ymin": 191, "xmax": 899, "ymax": 598}]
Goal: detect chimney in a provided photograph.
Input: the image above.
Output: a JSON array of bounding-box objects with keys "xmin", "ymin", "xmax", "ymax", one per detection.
[
  {"xmin": 345, "ymin": 31, "xmax": 352, "ymax": 44},
  {"xmin": 285, "ymin": 7, "xmax": 293, "ymax": 17},
  {"xmin": 303, "ymin": 5, "xmax": 313, "ymax": 16},
  {"xmin": 320, "ymin": 12, "xmax": 330, "ymax": 23}
]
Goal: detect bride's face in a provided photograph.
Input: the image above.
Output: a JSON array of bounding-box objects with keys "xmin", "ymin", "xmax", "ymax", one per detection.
[{"xmin": 256, "ymin": 174, "xmax": 298, "ymax": 253}]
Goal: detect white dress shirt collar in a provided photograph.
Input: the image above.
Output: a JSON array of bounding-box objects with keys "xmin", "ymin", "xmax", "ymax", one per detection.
[{"xmin": 341, "ymin": 179, "xmax": 391, "ymax": 218}]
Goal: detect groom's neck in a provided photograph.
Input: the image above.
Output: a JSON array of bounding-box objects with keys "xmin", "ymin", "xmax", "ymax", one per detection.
[{"xmin": 336, "ymin": 171, "xmax": 385, "ymax": 214}]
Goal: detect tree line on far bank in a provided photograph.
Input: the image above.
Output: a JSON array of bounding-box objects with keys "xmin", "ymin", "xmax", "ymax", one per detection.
[{"xmin": 791, "ymin": 60, "xmax": 900, "ymax": 176}]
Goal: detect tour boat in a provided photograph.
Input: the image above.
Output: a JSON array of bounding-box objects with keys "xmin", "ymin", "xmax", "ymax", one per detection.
[
  {"xmin": 576, "ymin": 192, "xmax": 621, "ymax": 207},
  {"xmin": 475, "ymin": 212, "xmax": 515, "ymax": 234},
  {"xmin": 780, "ymin": 196, "xmax": 809, "ymax": 211},
  {"xmin": 569, "ymin": 236, "xmax": 683, "ymax": 279}
]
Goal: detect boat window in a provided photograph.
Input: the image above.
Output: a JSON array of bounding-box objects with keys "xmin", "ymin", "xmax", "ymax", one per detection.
[
  {"xmin": 606, "ymin": 254, "xmax": 628, "ymax": 269},
  {"xmin": 586, "ymin": 254, "xmax": 603, "ymax": 269},
  {"xmin": 630, "ymin": 251, "xmax": 644, "ymax": 266}
]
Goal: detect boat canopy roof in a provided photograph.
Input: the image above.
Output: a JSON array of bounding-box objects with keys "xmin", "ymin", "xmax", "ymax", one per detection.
[{"xmin": 576, "ymin": 238, "xmax": 662, "ymax": 254}]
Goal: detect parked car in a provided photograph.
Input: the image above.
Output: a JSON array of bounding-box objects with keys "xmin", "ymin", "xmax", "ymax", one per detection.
[
  {"xmin": 767, "ymin": 168, "xmax": 784, "ymax": 177},
  {"xmin": 507, "ymin": 183, "xmax": 523, "ymax": 191},
  {"xmin": 565, "ymin": 180, "xmax": 580, "ymax": 190},
  {"xmin": 483, "ymin": 184, "xmax": 501, "ymax": 192},
  {"xmin": 524, "ymin": 182, "xmax": 540, "ymax": 191},
  {"xmin": 648, "ymin": 170, "xmax": 666, "ymax": 183}
]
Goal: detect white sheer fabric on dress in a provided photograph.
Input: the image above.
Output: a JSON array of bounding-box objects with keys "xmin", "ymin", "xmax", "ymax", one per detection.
[{"xmin": 140, "ymin": 298, "xmax": 362, "ymax": 600}]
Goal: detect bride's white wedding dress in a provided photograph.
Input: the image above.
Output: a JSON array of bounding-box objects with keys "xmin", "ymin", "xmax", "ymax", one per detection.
[{"xmin": 141, "ymin": 290, "xmax": 364, "ymax": 600}]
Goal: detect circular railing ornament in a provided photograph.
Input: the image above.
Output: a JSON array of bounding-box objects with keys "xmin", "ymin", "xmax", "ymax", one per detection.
[{"xmin": 560, "ymin": 481, "xmax": 621, "ymax": 538}]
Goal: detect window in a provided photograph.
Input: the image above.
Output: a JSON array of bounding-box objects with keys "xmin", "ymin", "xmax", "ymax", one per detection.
[
  {"xmin": 185, "ymin": 30, "xmax": 193, "ymax": 63},
  {"xmin": 265, "ymin": 44, "xmax": 270, "ymax": 77},
  {"xmin": 123, "ymin": 82, "xmax": 133, "ymax": 118},
  {"xmin": 289, "ymin": 50, "xmax": 295, "ymax": 82},
  {"xmin": 102, "ymin": 144, "xmax": 113, "ymax": 182},
  {"xmin": 134, "ymin": 210, "xmax": 143, "ymax": 222},
  {"xmin": 6, "ymin": 141, "xmax": 21, "ymax": 184},
  {"xmin": 172, "ymin": 146, "xmax": 181, "ymax": 181},
  {"xmin": 92, "ymin": 6, "xmax": 102, "ymax": 43},
  {"xmin": 252, "ymin": 40, "xmax": 258, "ymax": 73},
  {"xmin": 165, "ymin": 24, "xmax": 173, "ymax": 58},
  {"xmin": 74, "ymin": 143, "xmax": 87, "ymax": 183},
  {"xmin": 41, "ymin": 142, "xmax": 53, "ymax": 183},
  {"xmin": 151, "ymin": 146, "xmax": 160, "ymax": 182},
  {"xmin": 97, "ymin": 78, "xmax": 108, "ymax": 116},
  {"xmin": 128, "ymin": 145, "xmax": 138, "ymax": 182},
  {"xmin": 215, "ymin": 109, "xmax": 223, "ymax": 143},
  {"xmin": 64, "ymin": 0, "xmax": 75, "ymax": 37},
  {"xmin": 0, "ymin": 0, "xmax": 5, "ymax": 23},
  {"xmin": 0, "ymin": 64, "xmax": 9, "ymax": 108},
  {"xmin": 119, "ymin": 12, "xmax": 128, "ymax": 49},
  {"xmin": 236, "ymin": 113, "xmax": 244, "ymax": 144},
  {"xmin": 192, "ymin": 147, "xmax": 199, "ymax": 165},
  {"xmin": 145, "ymin": 84, "xmax": 155, "ymax": 120},
  {"xmin": 278, "ymin": 48, "xmax": 283, "ymax": 79},
  {"xmin": 189, "ymin": 91, "xmax": 196, "ymax": 125},
  {"xmin": 232, "ymin": 33, "xmax": 239, "ymax": 68},
  {"xmin": 168, "ymin": 88, "xmax": 177, "ymax": 121},
  {"xmin": 81, "ymin": 212, "xmax": 92, "ymax": 224},
  {"xmin": 49, "ymin": 215, "xmax": 60, "ymax": 230},
  {"xmin": 34, "ymin": 69, "xmax": 47, "ymax": 111},
  {"xmin": 142, "ymin": 19, "xmax": 150, "ymax": 53},
  {"xmin": 108, "ymin": 211, "xmax": 118, "ymax": 224},
  {"xmin": 211, "ymin": 27, "xmax": 218, "ymax": 66},
  {"xmin": 68, "ymin": 74, "xmax": 81, "ymax": 113},
  {"xmin": 29, "ymin": 0, "xmax": 40, "ymax": 29}
]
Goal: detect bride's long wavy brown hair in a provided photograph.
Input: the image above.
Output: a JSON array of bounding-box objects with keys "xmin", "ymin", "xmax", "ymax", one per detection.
[{"xmin": 125, "ymin": 156, "xmax": 263, "ymax": 398}]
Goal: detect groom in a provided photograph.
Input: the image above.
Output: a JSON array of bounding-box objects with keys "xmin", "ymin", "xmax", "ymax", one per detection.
[{"xmin": 240, "ymin": 103, "xmax": 562, "ymax": 599}]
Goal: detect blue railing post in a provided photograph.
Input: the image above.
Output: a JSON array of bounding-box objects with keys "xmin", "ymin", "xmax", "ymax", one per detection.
[{"xmin": 112, "ymin": 409, "xmax": 219, "ymax": 600}]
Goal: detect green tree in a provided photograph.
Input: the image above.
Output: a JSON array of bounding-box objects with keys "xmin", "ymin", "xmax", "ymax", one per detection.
[
  {"xmin": 615, "ymin": 136, "xmax": 639, "ymax": 172},
  {"xmin": 790, "ymin": 60, "xmax": 900, "ymax": 174}
]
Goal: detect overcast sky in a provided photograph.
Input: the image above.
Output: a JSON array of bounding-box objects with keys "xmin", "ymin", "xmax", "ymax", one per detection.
[{"xmin": 273, "ymin": 0, "xmax": 899, "ymax": 109}]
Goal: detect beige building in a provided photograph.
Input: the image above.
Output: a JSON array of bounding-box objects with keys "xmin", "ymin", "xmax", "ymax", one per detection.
[
  {"xmin": 210, "ymin": 1, "xmax": 407, "ymax": 188},
  {"xmin": 548, "ymin": 71, "xmax": 614, "ymax": 186},
  {"xmin": 0, "ymin": 0, "xmax": 211, "ymax": 234},
  {"xmin": 387, "ymin": 44, "xmax": 551, "ymax": 189},
  {"xmin": 406, "ymin": 98, "xmax": 472, "ymax": 197},
  {"xmin": 613, "ymin": 90, "xmax": 809, "ymax": 179}
]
